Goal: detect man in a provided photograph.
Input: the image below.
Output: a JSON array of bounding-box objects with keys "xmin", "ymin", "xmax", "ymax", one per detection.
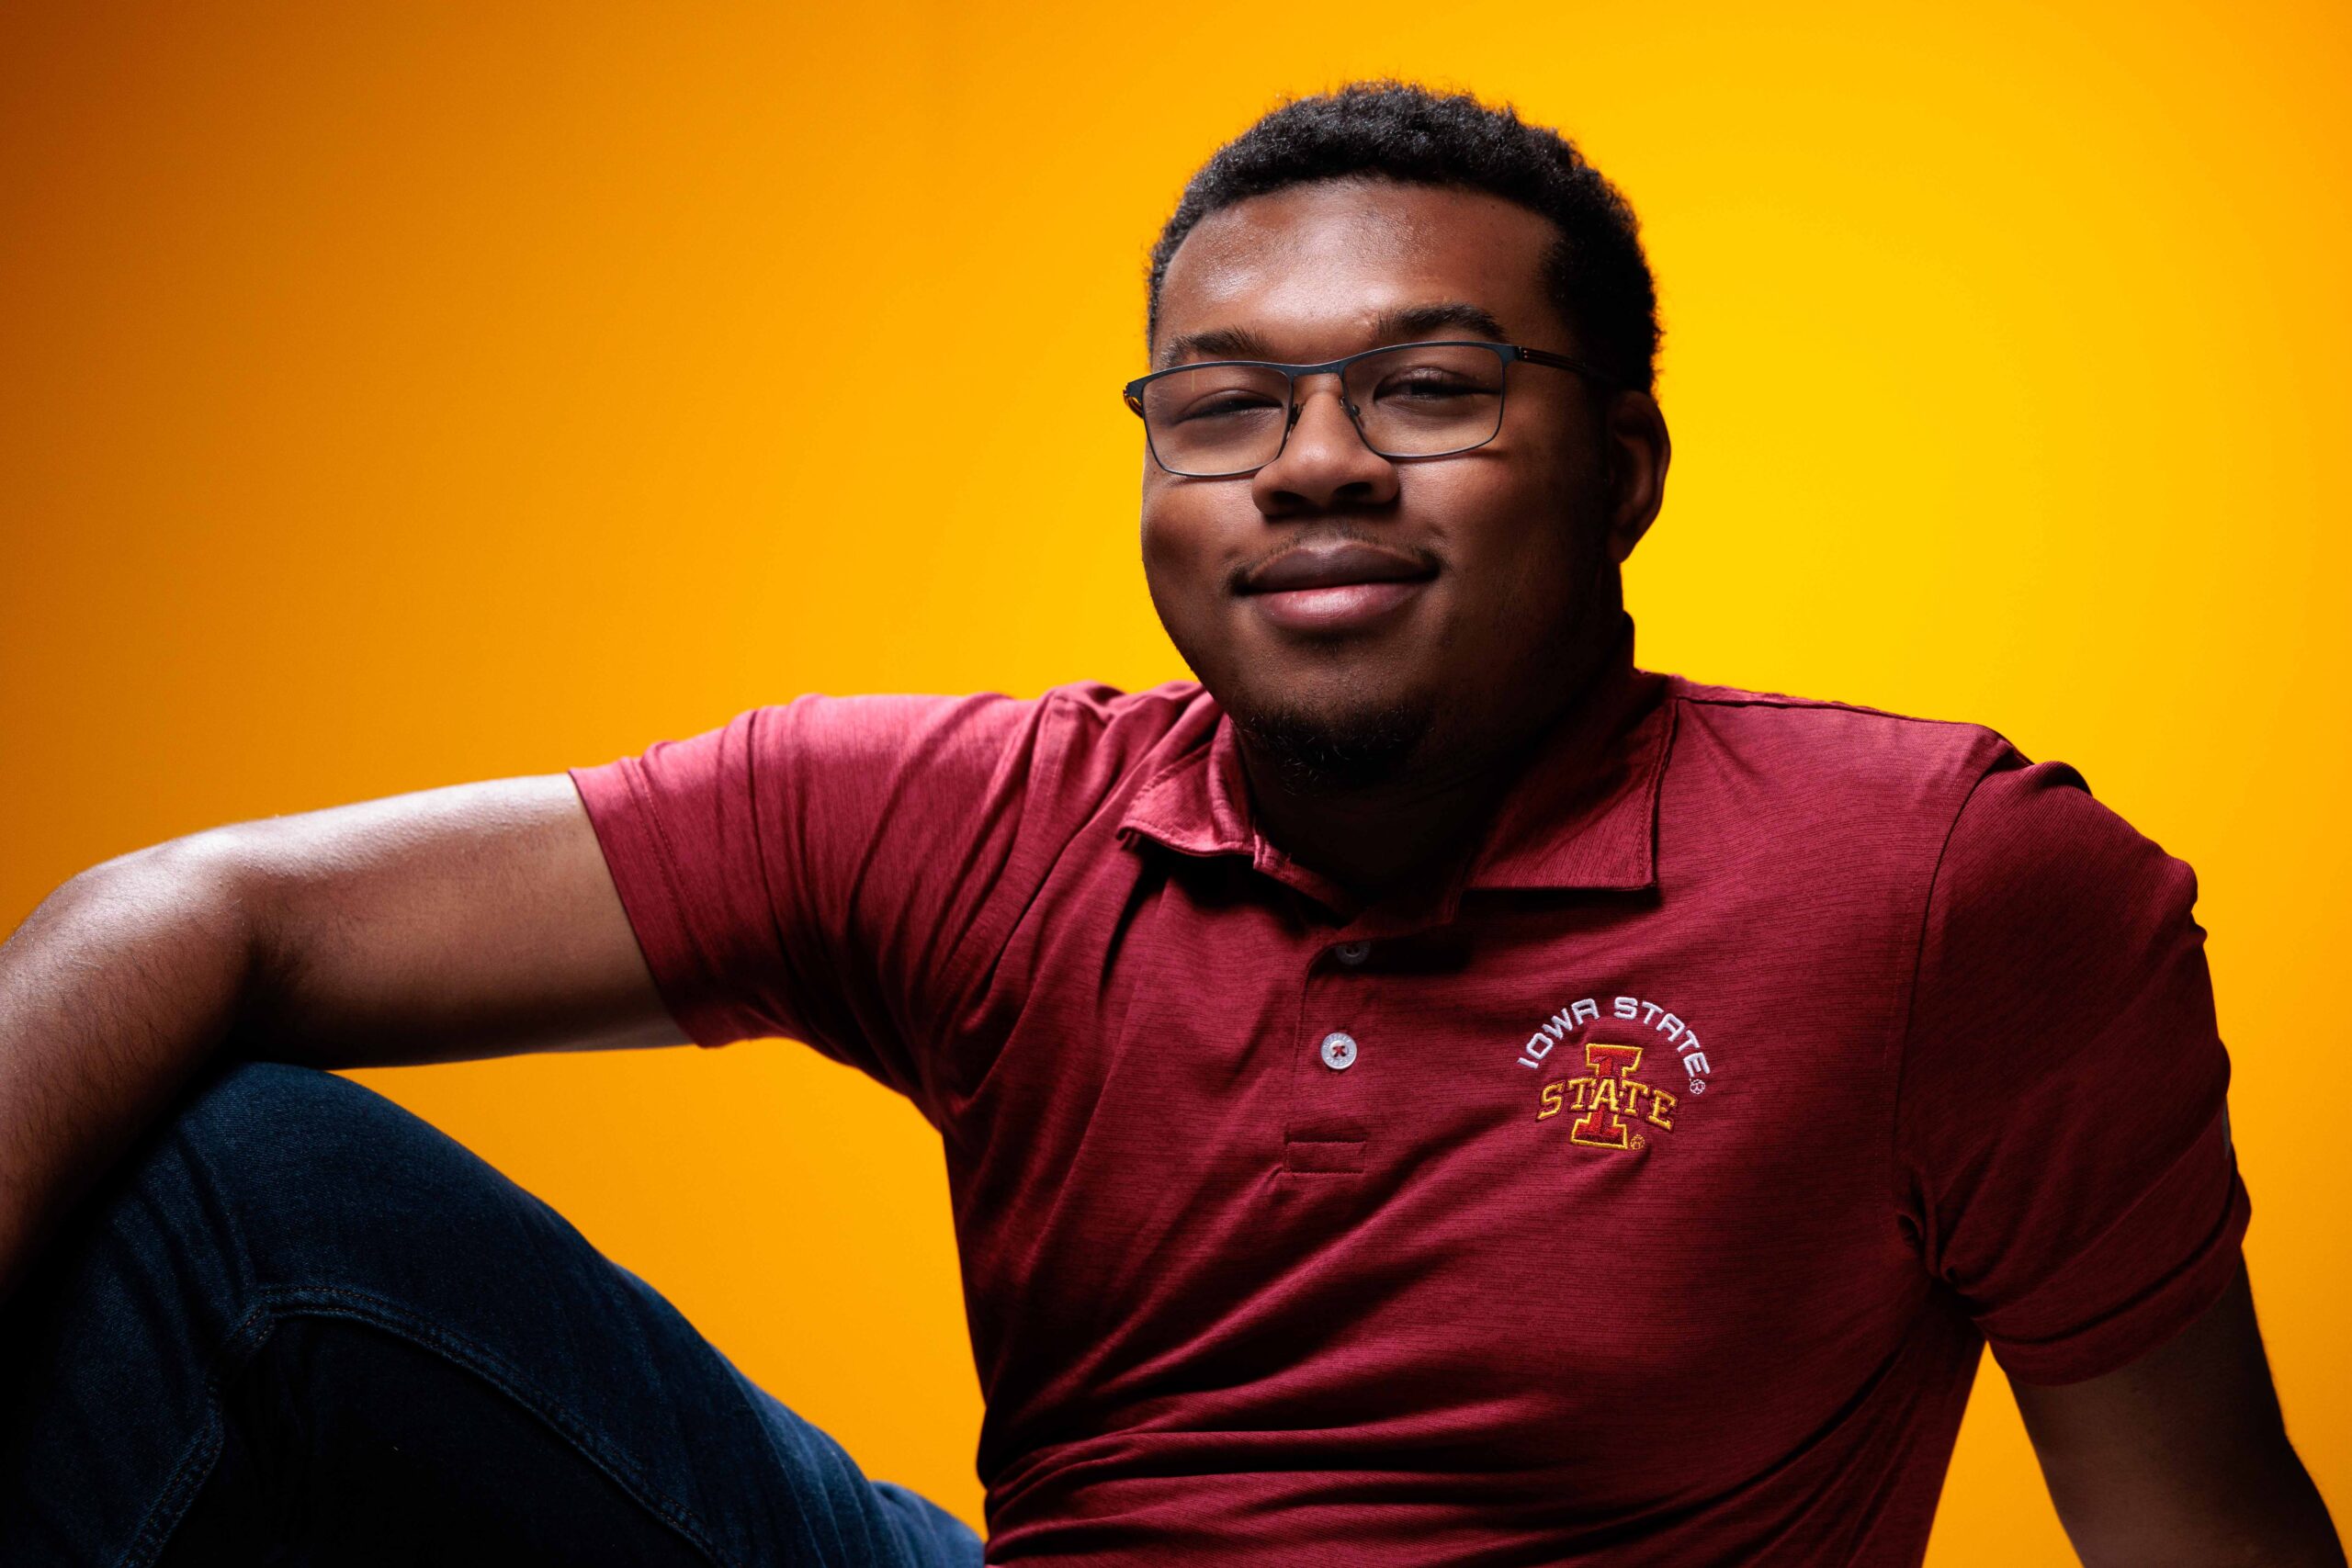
[{"xmin": 0, "ymin": 80, "xmax": 2339, "ymax": 1566}]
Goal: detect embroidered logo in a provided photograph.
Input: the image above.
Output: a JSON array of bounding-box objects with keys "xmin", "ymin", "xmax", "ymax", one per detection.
[
  {"xmin": 1535, "ymin": 1042, "xmax": 1673, "ymax": 1150},
  {"xmin": 1513, "ymin": 993, "xmax": 1718, "ymax": 1154}
]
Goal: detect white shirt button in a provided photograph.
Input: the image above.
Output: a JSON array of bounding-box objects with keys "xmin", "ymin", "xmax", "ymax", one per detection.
[
  {"xmin": 1319, "ymin": 1031, "xmax": 1359, "ymax": 1071},
  {"xmin": 1334, "ymin": 941, "xmax": 1372, "ymax": 966}
]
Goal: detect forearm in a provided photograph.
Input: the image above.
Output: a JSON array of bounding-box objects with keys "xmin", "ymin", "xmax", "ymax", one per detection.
[{"xmin": 0, "ymin": 840, "xmax": 263, "ymax": 1303}]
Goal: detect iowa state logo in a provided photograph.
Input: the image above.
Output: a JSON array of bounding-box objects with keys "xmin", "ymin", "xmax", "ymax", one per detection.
[
  {"xmin": 1514, "ymin": 993, "xmax": 1716, "ymax": 1154},
  {"xmin": 1534, "ymin": 1042, "xmax": 1675, "ymax": 1151}
]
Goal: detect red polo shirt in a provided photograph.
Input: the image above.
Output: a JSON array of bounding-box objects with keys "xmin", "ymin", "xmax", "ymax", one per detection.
[{"xmin": 569, "ymin": 618, "xmax": 2249, "ymax": 1566}]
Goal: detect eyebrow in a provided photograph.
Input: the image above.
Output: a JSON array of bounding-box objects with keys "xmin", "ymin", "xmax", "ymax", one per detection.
[
  {"xmin": 1161, "ymin": 325, "xmax": 1274, "ymax": 366},
  {"xmin": 1159, "ymin": 300, "xmax": 1514, "ymax": 367},
  {"xmin": 1372, "ymin": 301, "xmax": 1510, "ymax": 344}
]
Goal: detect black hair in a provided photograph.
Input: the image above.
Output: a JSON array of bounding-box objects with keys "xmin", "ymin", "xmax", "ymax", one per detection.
[{"xmin": 1147, "ymin": 81, "xmax": 1661, "ymax": 394}]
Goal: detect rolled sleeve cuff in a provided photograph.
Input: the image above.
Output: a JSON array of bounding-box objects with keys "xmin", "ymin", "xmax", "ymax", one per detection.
[
  {"xmin": 568, "ymin": 758, "xmax": 771, "ymax": 1049},
  {"xmin": 1980, "ymin": 1110, "xmax": 2253, "ymax": 1386}
]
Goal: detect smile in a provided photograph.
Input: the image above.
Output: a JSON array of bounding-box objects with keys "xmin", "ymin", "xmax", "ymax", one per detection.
[{"xmin": 1235, "ymin": 541, "xmax": 1438, "ymax": 635}]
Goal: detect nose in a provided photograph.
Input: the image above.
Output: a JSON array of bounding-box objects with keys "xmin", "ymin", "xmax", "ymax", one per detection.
[{"xmin": 1250, "ymin": 374, "xmax": 1399, "ymax": 516}]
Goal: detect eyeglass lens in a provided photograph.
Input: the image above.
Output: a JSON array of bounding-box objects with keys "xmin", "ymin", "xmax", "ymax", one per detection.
[{"xmin": 1139, "ymin": 344, "xmax": 1509, "ymax": 477}]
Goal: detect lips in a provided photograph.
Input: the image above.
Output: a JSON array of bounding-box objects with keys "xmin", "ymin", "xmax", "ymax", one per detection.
[
  {"xmin": 1235, "ymin": 540, "xmax": 1438, "ymax": 636},
  {"xmin": 1238, "ymin": 541, "xmax": 1437, "ymax": 595}
]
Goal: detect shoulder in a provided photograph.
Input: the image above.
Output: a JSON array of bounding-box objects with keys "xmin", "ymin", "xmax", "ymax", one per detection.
[
  {"xmin": 1662, "ymin": 674, "xmax": 2190, "ymax": 890},
  {"xmin": 1929, "ymin": 747, "xmax": 2202, "ymax": 970},
  {"xmin": 757, "ymin": 680, "xmax": 1212, "ymax": 778},
  {"xmin": 1659, "ymin": 673, "xmax": 2032, "ymax": 845},
  {"xmin": 1035, "ymin": 678, "xmax": 1215, "ymax": 737},
  {"xmin": 1667, "ymin": 673, "xmax": 2018, "ymax": 792},
  {"xmin": 1025, "ymin": 679, "xmax": 1218, "ymax": 784},
  {"xmin": 823, "ymin": 680, "xmax": 1228, "ymax": 850},
  {"xmin": 1652, "ymin": 673, "xmax": 2198, "ymax": 927}
]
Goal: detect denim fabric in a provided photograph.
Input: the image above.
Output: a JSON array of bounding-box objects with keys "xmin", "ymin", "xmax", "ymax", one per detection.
[{"xmin": 0, "ymin": 1060, "xmax": 986, "ymax": 1568}]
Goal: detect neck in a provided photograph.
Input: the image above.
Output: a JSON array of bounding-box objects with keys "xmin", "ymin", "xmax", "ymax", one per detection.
[
  {"xmin": 1238, "ymin": 610, "xmax": 1630, "ymax": 904},
  {"xmin": 1239, "ymin": 739, "xmax": 1509, "ymax": 903}
]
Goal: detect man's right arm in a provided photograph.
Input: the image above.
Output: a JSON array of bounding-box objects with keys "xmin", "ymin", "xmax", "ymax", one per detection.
[{"xmin": 0, "ymin": 773, "xmax": 679, "ymax": 1303}]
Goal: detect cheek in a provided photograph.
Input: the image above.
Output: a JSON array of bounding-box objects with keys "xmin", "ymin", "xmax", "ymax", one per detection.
[
  {"xmin": 1419, "ymin": 462, "xmax": 1580, "ymax": 594},
  {"xmin": 1136, "ymin": 492, "xmax": 1185, "ymax": 588},
  {"xmin": 1138, "ymin": 491, "xmax": 1222, "ymax": 634}
]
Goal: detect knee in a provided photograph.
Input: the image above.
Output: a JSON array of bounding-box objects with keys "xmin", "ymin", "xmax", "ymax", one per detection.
[
  {"xmin": 141, "ymin": 1058, "xmax": 450, "ymax": 1210},
  {"xmin": 6, "ymin": 1062, "xmax": 449, "ymax": 1371},
  {"xmin": 83, "ymin": 1057, "xmax": 514, "ymax": 1299},
  {"xmin": 165, "ymin": 1057, "xmax": 416, "ymax": 1171}
]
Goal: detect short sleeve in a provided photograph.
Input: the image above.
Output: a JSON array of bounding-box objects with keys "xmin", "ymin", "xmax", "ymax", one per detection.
[
  {"xmin": 1894, "ymin": 753, "xmax": 2252, "ymax": 1386},
  {"xmin": 566, "ymin": 691, "xmax": 1061, "ymax": 1125}
]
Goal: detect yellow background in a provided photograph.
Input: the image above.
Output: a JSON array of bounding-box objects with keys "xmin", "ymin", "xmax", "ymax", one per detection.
[{"xmin": 4, "ymin": 3, "xmax": 2346, "ymax": 1555}]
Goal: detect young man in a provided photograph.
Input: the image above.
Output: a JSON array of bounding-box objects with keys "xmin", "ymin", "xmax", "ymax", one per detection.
[{"xmin": 0, "ymin": 82, "xmax": 2339, "ymax": 1567}]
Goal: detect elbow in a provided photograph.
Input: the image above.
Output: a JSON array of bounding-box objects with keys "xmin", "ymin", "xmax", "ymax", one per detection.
[
  {"xmin": 67, "ymin": 830, "xmax": 271, "ymax": 937},
  {"xmin": 47, "ymin": 831, "xmax": 282, "ymax": 1022}
]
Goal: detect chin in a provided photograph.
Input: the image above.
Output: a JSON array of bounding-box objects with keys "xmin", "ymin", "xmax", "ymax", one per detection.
[{"xmin": 1222, "ymin": 685, "xmax": 1438, "ymax": 795}]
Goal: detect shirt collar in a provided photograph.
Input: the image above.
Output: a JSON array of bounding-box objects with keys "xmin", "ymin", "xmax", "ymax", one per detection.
[{"xmin": 1117, "ymin": 614, "xmax": 1673, "ymax": 908}]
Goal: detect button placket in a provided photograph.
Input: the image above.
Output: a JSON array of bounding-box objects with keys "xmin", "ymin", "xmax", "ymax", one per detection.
[{"xmin": 1284, "ymin": 938, "xmax": 1379, "ymax": 1175}]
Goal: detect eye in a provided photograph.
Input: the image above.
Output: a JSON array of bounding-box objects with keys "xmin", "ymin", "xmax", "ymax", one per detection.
[
  {"xmin": 1374, "ymin": 368, "xmax": 1484, "ymax": 401},
  {"xmin": 1171, "ymin": 390, "xmax": 1283, "ymax": 424}
]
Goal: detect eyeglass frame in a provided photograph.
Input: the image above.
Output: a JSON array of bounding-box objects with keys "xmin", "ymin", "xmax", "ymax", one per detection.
[{"xmin": 1121, "ymin": 339, "xmax": 1625, "ymax": 478}]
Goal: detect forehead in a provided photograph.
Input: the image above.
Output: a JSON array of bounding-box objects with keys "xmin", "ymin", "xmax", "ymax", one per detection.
[{"xmin": 1155, "ymin": 179, "xmax": 1565, "ymax": 359}]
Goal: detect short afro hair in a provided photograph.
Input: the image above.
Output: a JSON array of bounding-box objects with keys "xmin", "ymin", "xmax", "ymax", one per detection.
[{"xmin": 1148, "ymin": 81, "xmax": 1661, "ymax": 395}]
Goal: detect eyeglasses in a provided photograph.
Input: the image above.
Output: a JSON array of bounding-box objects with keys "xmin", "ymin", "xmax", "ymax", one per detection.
[{"xmin": 1122, "ymin": 340, "xmax": 1622, "ymax": 479}]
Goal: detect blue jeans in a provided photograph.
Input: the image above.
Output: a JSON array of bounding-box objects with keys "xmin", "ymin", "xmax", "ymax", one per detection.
[{"xmin": 0, "ymin": 1060, "xmax": 987, "ymax": 1567}]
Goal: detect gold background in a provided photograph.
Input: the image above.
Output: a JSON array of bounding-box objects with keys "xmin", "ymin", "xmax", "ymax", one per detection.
[{"xmin": 4, "ymin": 4, "xmax": 2345, "ymax": 1553}]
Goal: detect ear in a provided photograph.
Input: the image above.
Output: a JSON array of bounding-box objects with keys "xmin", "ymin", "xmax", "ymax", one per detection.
[{"xmin": 1601, "ymin": 389, "xmax": 1670, "ymax": 563}]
